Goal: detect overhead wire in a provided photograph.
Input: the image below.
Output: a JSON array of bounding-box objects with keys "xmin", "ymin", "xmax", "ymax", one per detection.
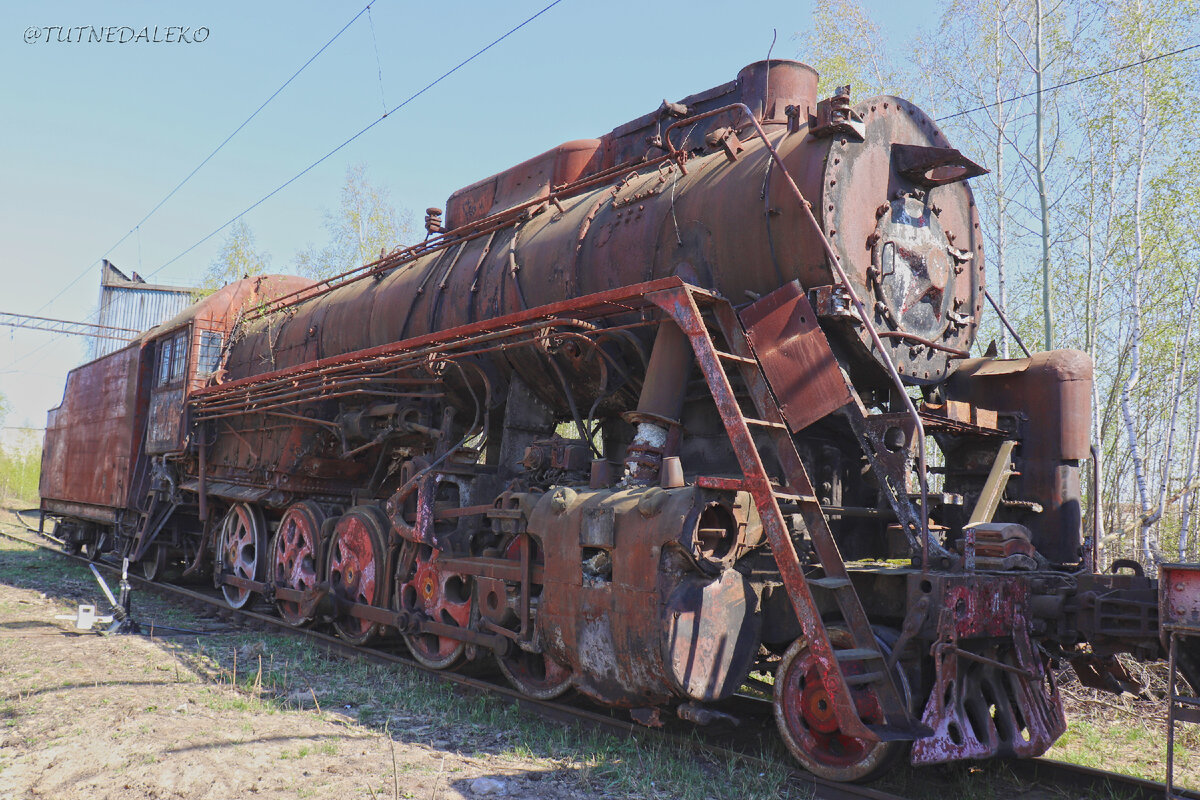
[
  {"xmin": 143, "ymin": 0, "xmax": 567, "ymax": 281},
  {"xmin": 4, "ymin": 0, "xmax": 568, "ymax": 377},
  {"xmin": 19, "ymin": 5, "xmax": 1175, "ymax": 382},
  {"xmin": 30, "ymin": 2, "xmax": 378, "ymax": 319},
  {"xmin": 937, "ymin": 40, "xmax": 1200, "ymax": 121}
]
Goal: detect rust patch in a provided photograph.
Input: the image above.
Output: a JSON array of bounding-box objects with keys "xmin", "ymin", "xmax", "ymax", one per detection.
[{"xmin": 740, "ymin": 281, "xmax": 852, "ymax": 432}]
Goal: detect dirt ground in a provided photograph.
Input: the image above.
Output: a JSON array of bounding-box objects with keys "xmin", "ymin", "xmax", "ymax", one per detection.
[
  {"xmin": 0, "ymin": 512, "xmax": 790, "ymax": 800},
  {"xmin": 2, "ymin": 506, "xmax": 1197, "ymax": 800},
  {"xmin": 0, "ymin": 579, "xmax": 617, "ymax": 800}
]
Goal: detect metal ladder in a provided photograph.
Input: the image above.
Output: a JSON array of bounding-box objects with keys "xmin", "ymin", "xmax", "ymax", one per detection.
[{"xmin": 647, "ymin": 285, "xmax": 922, "ymax": 743}]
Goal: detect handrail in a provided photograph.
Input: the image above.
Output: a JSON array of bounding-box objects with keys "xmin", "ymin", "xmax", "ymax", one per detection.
[
  {"xmin": 245, "ymin": 152, "xmax": 683, "ymax": 321},
  {"xmin": 984, "ymin": 289, "xmax": 1032, "ymax": 358},
  {"xmin": 665, "ymin": 103, "xmax": 933, "ymax": 569}
]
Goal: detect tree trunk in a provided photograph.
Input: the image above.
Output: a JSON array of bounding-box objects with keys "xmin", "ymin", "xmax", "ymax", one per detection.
[
  {"xmin": 1034, "ymin": 0, "xmax": 1053, "ymax": 351},
  {"xmin": 1180, "ymin": 378, "xmax": 1200, "ymax": 560},
  {"xmin": 1121, "ymin": 15, "xmax": 1154, "ymax": 564},
  {"xmin": 1152, "ymin": 272, "xmax": 1200, "ymax": 545},
  {"xmin": 994, "ymin": 4, "xmax": 1009, "ymax": 358}
]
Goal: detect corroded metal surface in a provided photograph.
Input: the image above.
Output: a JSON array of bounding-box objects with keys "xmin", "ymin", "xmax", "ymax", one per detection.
[
  {"xmin": 740, "ymin": 281, "xmax": 851, "ymax": 433},
  {"xmin": 946, "ymin": 351, "xmax": 1093, "ymax": 563},
  {"xmin": 1161, "ymin": 563, "xmax": 1200, "ymax": 632},
  {"xmin": 40, "ymin": 343, "xmax": 145, "ymax": 516},
  {"xmin": 37, "ymin": 58, "xmax": 1193, "ymax": 787}
]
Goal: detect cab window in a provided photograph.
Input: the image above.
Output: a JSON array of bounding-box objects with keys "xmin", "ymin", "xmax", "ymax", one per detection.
[
  {"xmin": 157, "ymin": 331, "xmax": 189, "ymax": 386},
  {"xmin": 196, "ymin": 331, "xmax": 223, "ymax": 376},
  {"xmin": 157, "ymin": 338, "xmax": 173, "ymax": 386}
]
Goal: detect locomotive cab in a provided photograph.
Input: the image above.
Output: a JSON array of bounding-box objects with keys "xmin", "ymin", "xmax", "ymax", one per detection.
[
  {"xmin": 41, "ymin": 274, "xmax": 313, "ymax": 567},
  {"xmin": 140, "ymin": 275, "xmax": 315, "ymax": 456}
]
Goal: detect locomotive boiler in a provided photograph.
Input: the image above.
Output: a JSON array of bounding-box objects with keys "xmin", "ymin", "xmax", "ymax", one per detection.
[{"xmin": 40, "ymin": 59, "xmax": 1196, "ymax": 782}]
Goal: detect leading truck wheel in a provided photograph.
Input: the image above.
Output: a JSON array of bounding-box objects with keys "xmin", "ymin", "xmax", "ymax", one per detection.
[
  {"xmin": 774, "ymin": 626, "xmax": 912, "ymax": 783},
  {"xmin": 218, "ymin": 503, "xmax": 267, "ymax": 610}
]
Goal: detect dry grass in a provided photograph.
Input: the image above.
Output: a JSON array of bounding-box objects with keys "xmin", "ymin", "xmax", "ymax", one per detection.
[{"xmin": 1048, "ymin": 655, "xmax": 1199, "ymax": 788}]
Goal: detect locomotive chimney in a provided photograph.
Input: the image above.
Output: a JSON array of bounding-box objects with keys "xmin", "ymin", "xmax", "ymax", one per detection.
[{"xmin": 736, "ymin": 60, "xmax": 819, "ymax": 123}]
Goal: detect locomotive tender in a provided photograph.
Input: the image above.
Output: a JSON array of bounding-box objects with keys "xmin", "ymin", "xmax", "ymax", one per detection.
[{"xmin": 40, "ymin": 60, "xmax": 1196, "ymax": 782}]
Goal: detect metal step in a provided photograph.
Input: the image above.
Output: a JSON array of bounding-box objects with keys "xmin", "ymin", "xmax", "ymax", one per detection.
[
  {"xmin": 807, "ymin": 576, "xmax": 852, "ymax": 590},
  {"xmin": 744, "ymin": 417, "xmax": 789, "ymax": 430},
  {"xmin": 649, "ymin": 284, "xmax": 922, "ymax": 743}
]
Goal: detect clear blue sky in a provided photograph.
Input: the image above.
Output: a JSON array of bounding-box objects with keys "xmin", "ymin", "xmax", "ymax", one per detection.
[{"xmin": 0, "ymin": 0, "xmax": 924, "ymax": 427}]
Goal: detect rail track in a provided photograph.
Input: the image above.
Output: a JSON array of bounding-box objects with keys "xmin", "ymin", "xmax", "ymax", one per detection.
[{"xmin": 1, "ymin": 512, "xmax": 1193, "ymax": 800}]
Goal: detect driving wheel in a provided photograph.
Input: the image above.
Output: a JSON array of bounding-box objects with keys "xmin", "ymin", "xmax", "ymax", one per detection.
[
  {"xmin": 217, "ymin": 503, "xmax": 266, "ymax": 610},
  {"xmin": 326, "ymin": 505, "xmax": 391, "ymax": 645},
  {"xmin": 270, "ymin": 501, "xmax": 327, "ymax": 627},
  {"xmin": 395, "ymin": 541, "xmax": 474, "ymax": 670}
]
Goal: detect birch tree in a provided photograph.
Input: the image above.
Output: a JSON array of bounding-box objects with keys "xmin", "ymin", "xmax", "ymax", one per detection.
[
  {"xmin": 296, "ymin": 164, "xmax": 414, "ymax": 280},
  {"xmin": 796, "ymin": 0, "xmax": 907, "ymax": 98},
  {"xmin": 201, "ymin": 219, "xmax": 271, "ymax": 291},
  {"xmin": 996, "ymin": 0, "xmax": 1090, "ymax": 351},
  {"xmin": 926, "ymin": 0, "xmax": 1032, "ymax": 358},
  {"xmin": 1180, "ymin": 378, "xmax": 1200, "ymax": 559},
  {"xmin": 1107, "ymin": 0, "xmax": 1197, "ymax": 563}
]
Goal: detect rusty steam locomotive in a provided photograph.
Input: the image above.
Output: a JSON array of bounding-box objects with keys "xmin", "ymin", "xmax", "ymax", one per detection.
[{"xmin": 40, "ymin": 60, "xmax": 1196, "ymax": 781}]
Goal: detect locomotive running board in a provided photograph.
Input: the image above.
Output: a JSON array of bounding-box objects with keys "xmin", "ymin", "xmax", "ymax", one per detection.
[{"xmin": 646, "ymin": 283, "xmax": 925, "ymax": 743}]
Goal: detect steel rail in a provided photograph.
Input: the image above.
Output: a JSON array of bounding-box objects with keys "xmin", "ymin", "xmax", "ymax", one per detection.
[
  {"xmin": 0, "ymin": 523, "xmax": 902, "ymax": 800},
  {"xmin": 2, "ymin": 523, "xmax": 1195, "ymax": 800}
]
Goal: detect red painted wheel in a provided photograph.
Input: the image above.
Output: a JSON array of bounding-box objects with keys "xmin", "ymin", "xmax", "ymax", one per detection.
[
  {"xmin": 326, "ymin": 506, "xmax": 391, "ymax": 646},
  {"xmin": 774, "ymin": 627, "xmax": 911, "ymax": 783},
  {"xmin": 270, "ymin": 501, "xmax": 327, "ymax": 627},
  {"xmin": 218, "ymin": 504, "xmax": 266, "ymax": 610},
  {"xmin": 395, "ymin": 542, "xmax": 474, "ymax": 670},
  {"xmin": 494, "ymin": 534, "xmax": 572, "ymax": 699}
]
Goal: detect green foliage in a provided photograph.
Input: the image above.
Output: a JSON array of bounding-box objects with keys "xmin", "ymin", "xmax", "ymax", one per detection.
[
  {"xmin": 797, "ymin": 0, "xmax": 905, "ymax": 98},
  {"xmin": 0, "ymin": 392, "xmax": 39, "ymax": 505},
  {"xmin": 798, "ymin": 0, "xmax": 1200, "ymax": 564},
  {"xmin": 200, "ymin": 218, "xmax": 272, "ymax": 292},
  {"xmin": 0, "ymin": 439, "xmax": 41, "ymax": 506},
  {"xmin": 295, "ymin": 164, "xmax": 414, "ymax": 280}
]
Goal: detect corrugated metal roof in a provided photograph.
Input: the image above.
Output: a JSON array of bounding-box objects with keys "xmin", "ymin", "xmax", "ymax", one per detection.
[{"xmin": 89, "ymin": 260, "xmax": 197, "ymax": 359}]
